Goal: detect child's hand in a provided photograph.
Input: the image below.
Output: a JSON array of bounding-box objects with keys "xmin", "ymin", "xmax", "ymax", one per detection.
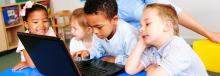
[
  {"xmin": 12, "ymin": 61, "xmax": 29, "ymax": 71},
  {"xmin": 73, "ymin": 50, "xmax": 90, "ymax": 59},
  {"xmin": 136, "ymin": 35, "xmax": 149, "ymax": 50},
  {"xmin": 145, "ymin": 64, "xmax": 159, "ymax": 72},
  {"xmin": 145, "ymin": 64, "xmax": 169, "ymax": 76},
  {"xmin": 101, "ymin": 56, "xmax": 115, "ymax": 63}
]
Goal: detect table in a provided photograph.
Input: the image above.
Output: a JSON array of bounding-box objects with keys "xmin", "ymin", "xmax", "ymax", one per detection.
[{"xmin": 0, "ymin": 67, "xmax": 146, "ymax": 76}]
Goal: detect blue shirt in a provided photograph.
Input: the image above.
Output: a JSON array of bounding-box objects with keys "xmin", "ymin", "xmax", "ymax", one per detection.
[
  {"xmin": 141, "ymin": 36, "xmax": 208, "ymax": 76},
  {"xmin": 117, "ymin": 0, "xmax": 182, "ymax": 29},
  {"xmin": 89, "ymin": 19, "xmax": 138, "ymax": 65}
]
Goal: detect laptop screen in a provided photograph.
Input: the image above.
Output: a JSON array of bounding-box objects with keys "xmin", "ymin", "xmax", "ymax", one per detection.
[{"xmin": 17, "ymin": 32, "xmax": 81, "ymax": 76}]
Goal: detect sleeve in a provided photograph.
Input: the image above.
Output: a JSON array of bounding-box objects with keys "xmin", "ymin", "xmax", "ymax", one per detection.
[
  {"xmin": 158, "ymin": 46, "xmax": 191, "ymax": 76},
  {"xmin": 114, "ymin": 54, "xmax": 128, "ymax": 65},
  {"xmin": 16, "ymin": 39, "xmax": 26, "ymax": 61},
  {"xmin": 115, "ymin": 27, "xmax": 138, "ymax": 65},
  {"xmin": 48, "ymin": 27, "xmax": 56, "ymax": 37},
  {"xmin": 140, "ymin": 48, "xmax": 152, "ymax": 68},
  {"xmin": 143, "ymin": 0, "xmax": 182, "ymax": 14},
  {"xmin": 69, "ymin": 38, "xmax": 78, "ymax": 55},
  {"xmin": 16, "ymin": 39, "xmax": 24, "ymax": 53},
  {"xmin": 89, "ymin": 37, "xmax": 106, "ymax": 59}
]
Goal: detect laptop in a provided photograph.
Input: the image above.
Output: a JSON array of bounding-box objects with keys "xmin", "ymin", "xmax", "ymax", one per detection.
[{"xmin": 17, "ymin": 32, "xmax": 124, "ymax": 76}]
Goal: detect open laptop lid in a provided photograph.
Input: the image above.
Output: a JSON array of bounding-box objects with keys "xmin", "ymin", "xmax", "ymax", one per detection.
[{"xmin": 17, "ymin": 32, "xmax": 81, "ymax": 76}]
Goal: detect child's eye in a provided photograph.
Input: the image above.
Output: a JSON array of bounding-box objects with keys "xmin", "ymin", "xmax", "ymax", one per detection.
[
  {"xmin": 145, "ymin": 23, "xmax": 150, "ymax": 26},
  {"xmin": 97, "ymin": 27, "xmax": 102, "ymax": 29},
  {"xmin": 72, "ymin": 27, "xmax": 76, "ymax": 30},
  {"xmin": 33, "ymin": 22, "xmax": 38, "ymax": 24},
  {"xmin": 43, "ymin": 20, "xmax": 49, "ymax": 22},
  {"xmin": 43, "ymin": 21, "xmax": 48, "ymax": 22},
  {"xmin": 97, "ymin": 26, "xmax": 103, "ymax": 29}
]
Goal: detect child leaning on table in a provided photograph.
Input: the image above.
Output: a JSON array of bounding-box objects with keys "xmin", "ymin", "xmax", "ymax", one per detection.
[
  {"xmin": 13, "ymin": 1, "xmax": 56, "ymax": 71},
  {"xmin": 125, "ymin": 3, "xmax": 208, "ymax": 76},
  {"xmin": 74, "ymin": 0, "xmax": 138, "ymax": 65},
  {"xmin": 69, "ymin": 8, "xmax": 94, "ymax": 59}
]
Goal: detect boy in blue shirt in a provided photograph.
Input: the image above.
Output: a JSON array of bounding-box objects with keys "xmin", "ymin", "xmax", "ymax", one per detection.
[{"xmin": 74, "ymin": 0, "xmax": 138, "ymax": 65}]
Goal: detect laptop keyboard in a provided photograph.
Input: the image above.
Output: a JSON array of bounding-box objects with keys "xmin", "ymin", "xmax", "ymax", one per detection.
[{"xmin": 75, "ymin": 59, "xmax": 124, "ymax": 76}]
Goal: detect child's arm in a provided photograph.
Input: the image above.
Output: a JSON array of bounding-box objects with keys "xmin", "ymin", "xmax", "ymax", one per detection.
[
  {"xmin": 178, "ymin": 12, "xmax": 220, "ymax": 43},
  {"xmin": 22, "ymin": 50, "xmax": 36, "ymax": 68},
  {"xmin": 125, "ymin": 38, "xmax": 146, "ymax": 75},
  {"xmin": 12, "ymin": 50, "xmax": 35, "ymax": 71}
]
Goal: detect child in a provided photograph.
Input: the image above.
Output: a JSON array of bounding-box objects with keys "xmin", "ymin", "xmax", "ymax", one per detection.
[
  {"xmin": 125, "ymin": 3, "xmax": 208, "ymax": 76},
  {"xmin": 75, "ymin": 0, "xmax": 138, "ymax": 65},
  {"xmin": 69, "ymin": 8, "xmax": 93, "ymax": 59},
  {"xmin": 13, "ymin": 1, "xmax": 56, "ymax": 71}
]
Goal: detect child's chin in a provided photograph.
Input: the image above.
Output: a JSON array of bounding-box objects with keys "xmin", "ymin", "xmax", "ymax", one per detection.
[
  {"xmin": 97, "ymin": 36, "xmax": 105, "ymax": 39},
  {"xmin": 144, "ymin": 41, "xmax": 151, "ymax": 44},
  {"xmin": 74, "ymin": 37, "xmax": 82, "ymax": 40},
  {"xmin": 36, "ymin": 32, "xmax": 47, "ymax": 35}
]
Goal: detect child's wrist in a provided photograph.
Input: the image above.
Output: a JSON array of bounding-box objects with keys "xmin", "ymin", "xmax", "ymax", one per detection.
[{"xmin": 137, "ymin": 41, "xmax": 147, "ymax": 49}]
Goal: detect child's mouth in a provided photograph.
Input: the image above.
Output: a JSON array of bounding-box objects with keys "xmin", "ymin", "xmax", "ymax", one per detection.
[
  {"xmin": 36, "ymin": 29, "xmax": 46, "ymax": 34},
  {"xmin": 142, "ymin": 35, "xmax": 149, "ymax": 39},
  {"xmin": 98, "ymin": 35, "xmax": 104, "ymax": 39}
]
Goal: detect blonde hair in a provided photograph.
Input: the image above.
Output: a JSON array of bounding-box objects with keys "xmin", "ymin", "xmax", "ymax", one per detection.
[
  {"xmin": 145, "ymin": 3, "xmax": 179, "ymax": 36},
  {"xmin": 70, "ymin": 8, "xmax": 89, "ymax": 29}
]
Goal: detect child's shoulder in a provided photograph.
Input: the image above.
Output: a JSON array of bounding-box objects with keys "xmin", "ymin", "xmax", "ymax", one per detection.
[
  {"xmin": 162, "ymin": 36, "xmax": 193, "ymax": 54},
  {"xmin": 117, "ymin": 19, "xmax": 139, "ymax": 36},
  {"xmin": 117, "ymin": 19, "xmax": 136, "ymax": 30},
  {"xmin": 169, "ymin": 36, "xmax": 189, "ymax": 47}
]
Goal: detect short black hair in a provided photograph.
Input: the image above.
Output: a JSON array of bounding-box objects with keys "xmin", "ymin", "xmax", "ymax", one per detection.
[
  {"xmin": 23, "ymin": 4, "xmax": 48, "ymax": 21},
  {"xmin": 84, "ymin": 0, "xmax": 118, "ymax": 20}
]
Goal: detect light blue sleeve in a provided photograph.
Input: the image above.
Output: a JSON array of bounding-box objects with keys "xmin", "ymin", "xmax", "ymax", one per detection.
[
  {"xmin": 143, "ymin": 0, "xmax": 182, "ymax": 14},
  {"xmin": 89, "ymin": 37, "xmax": 106, "ymax": 59},
  {"xmin": 115, "ymin": 27, "xmax": 138, "ymax": 65},
  {"xmin": 140, "ymin": 49, "xmax": 151, "ymax": 68}
]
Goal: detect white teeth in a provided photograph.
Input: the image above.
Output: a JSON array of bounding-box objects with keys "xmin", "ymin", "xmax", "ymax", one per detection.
[{"xmin": 37, "ymin": 29, "xmax": 46, "ymax": 33}]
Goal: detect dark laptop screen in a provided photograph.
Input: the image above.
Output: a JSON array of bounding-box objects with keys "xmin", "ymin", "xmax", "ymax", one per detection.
[{"xmin": 17, "ymin": 32, "xmax": 80, "ymax": 76}]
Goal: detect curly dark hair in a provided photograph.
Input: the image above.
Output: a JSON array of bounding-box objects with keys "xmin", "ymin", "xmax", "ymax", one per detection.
[
  {"xmin": 84, "ymin": 0, "xmax": 118, "ymax": 20},
  {"xmin": 23, "ymin": 4, "xmax": 48, "ymax": 21}
]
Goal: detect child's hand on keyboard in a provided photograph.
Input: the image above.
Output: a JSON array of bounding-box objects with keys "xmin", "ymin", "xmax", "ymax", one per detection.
[
  {"xmin": 73, "ymin": 50, "xmax": 90, "ymax": 61},
  {"xmin": 101, "ymin": 56, "xmax": 115, "ymax": 63}
]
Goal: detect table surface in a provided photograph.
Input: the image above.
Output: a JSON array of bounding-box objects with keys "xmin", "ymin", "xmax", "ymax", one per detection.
[{"xmin": 0, "ymin": 67, "xmax": 146, "ymax": 76}]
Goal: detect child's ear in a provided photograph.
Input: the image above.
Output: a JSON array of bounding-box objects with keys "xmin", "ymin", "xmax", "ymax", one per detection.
[
  {"xmin": 112, "ymin": 15, "xmax": 118, "ymax": 25},
  {"xmin": 164, "ymin": 21, "xmax": 173, "ymax": 32},
  {"xmin": 87, "ymin": 27, "xmax": 93, "ymax": 33},
  {"xmin": 24, "ymin": 21, "xmax": 29, "ymax": 30}
]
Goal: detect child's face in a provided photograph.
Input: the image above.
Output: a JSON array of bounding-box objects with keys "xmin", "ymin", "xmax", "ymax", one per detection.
[
  {"xmin": 85, "ymin": 13, "xmax": 117, "ymax": 39},
  {"xmin": 70, "ymin": 20, "xmax": 87, "ymax": 40},
  {"xmin": 140, "ymin": 8, "xmax": 166, "ymax": 45},
  {"xmin": 24, "ymin": 10, "xmax": 49, "ymax": 35}
]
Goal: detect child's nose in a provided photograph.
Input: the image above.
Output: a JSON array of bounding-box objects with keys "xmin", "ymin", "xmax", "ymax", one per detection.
[
  {"xmin": 39, "ymin": 21, "xmax": 46, "ymax": 27},
  {"xmin": 71, "ymin": 30, "xmax": 76, "ymax": 35},
  {"xmin": 139, "ymin": 27, "xmax": 144, "ymax": 33}
]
